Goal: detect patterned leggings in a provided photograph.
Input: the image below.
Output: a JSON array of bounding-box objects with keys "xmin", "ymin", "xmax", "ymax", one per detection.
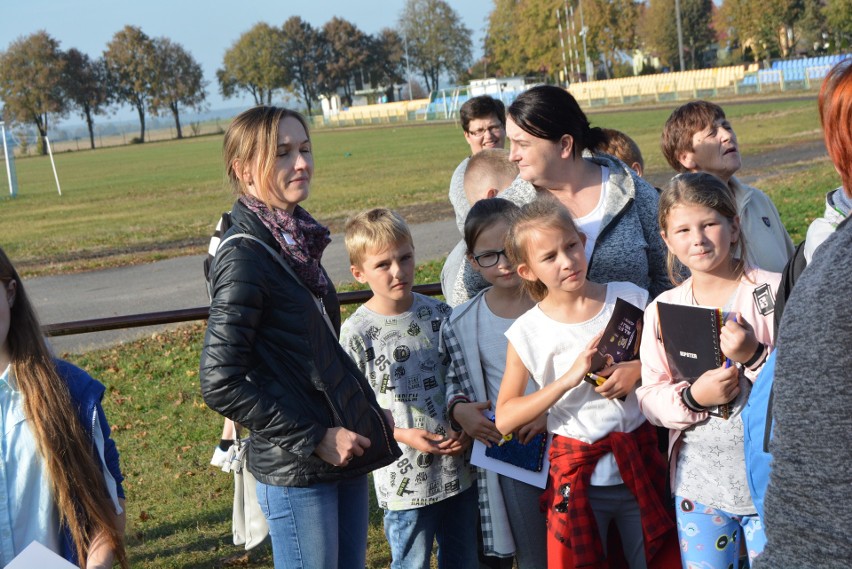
[{"xmin": 674, "ymin": 496, "xmax": 766, "ymax": 568}]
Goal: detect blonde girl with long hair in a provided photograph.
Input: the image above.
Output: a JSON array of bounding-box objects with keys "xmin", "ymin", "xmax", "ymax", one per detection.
[
  {"xmin": 495, "ymin": 197, "xmax": 677, "ymax": 569},
  {"xmin": 0, "ymin": 246, "xmax": 127, "ymax": 568}
]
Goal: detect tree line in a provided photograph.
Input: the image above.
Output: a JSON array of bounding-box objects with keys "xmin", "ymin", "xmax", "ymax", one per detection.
[
  {"xmin": 217, "ymin": 0, "xmax": 471, "ymax": 115},
  {"xmin": 0, "ymin": 26, "xmax": 205, "ymax": 155},
  {"xmin": 482, "ymin": 0, "xmax": 852, "ymax": 82},
  {"xmin": 6, "ymin": 0, "xmax": 846, "ymax": 157},
  {"xmin": 0, "ymin": 0, "xmax": 472, "ymax": 156}
]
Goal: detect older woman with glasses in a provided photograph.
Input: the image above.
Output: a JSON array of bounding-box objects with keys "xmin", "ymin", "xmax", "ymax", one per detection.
[{"xmin": 449, "ymin": 95, "xmax": 509, "ymax": 234}]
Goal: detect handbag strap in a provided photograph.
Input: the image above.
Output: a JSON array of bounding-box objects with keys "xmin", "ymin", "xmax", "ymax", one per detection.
[{"xmin": 215, "ymin": 232, "xmax": 337, "ymax": 336}]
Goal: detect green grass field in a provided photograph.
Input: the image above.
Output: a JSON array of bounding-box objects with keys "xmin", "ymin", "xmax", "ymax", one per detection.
[{"xmin": 3, "ymin": 97, "xmax": 828, "ymax": 275}]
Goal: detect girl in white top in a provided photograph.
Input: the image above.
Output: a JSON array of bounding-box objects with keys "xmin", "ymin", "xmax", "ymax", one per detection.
[
  {"xmin": 495, "ymin": 196, "xmax": 676, "ymax": 569},
  {"xmin": 637, "ymin": 172, "xmax": 780, "ymax": 568},
  {"xmin": 443, "ymin": 198, "xmax": 545, "ymax": 567}
]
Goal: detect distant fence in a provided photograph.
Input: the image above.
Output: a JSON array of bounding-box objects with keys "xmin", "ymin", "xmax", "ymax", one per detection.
[
  {"xmin": 41, "ymin": 283, "xmax": 442, "ymax": 338},
  {"xmin": 313, "ymin": 54, "xmax": 850, "ymax": 128}
]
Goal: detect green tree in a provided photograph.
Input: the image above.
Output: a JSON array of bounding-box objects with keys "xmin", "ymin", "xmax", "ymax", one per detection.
[
  {"xmin": 824, "ymin": 0, "xmax": 852, "ymax": 49},
  {"xmin": 720, "ymin": 0, "xmax": 806, "ymax": 60},
  {"xmin": 487, "ymin": 0, "xmax": 639, "ymax": 81},
  {"xmin": 62, "ymin": 49, "xmax": 110, "ymax": 150},
  {"xmin": 797, "ymin": 0, "xmax": 828, "ymax": 54},
  {"xmin": 522, "ymin": 0, "xmax": 566, "ymax": 78},
  {"xmin": 486, "ymin": 0, "xmax": 527, "ymax": 77},
  {"xmin": 150, "ymin": 38, "xmax": 206, "ymax": 139},
  {"xmin": 397, "ymin": 0, "xmax": 473, "ymax": 92},
  {"xmin": 583, "ymin": 0, "xmax": 640, "ymax": 78},
  {"xmin": 641, "ymin": 0, "xmax": 716, "ymax": 69},
  {"xmin": 217, "ymin": 23, "xmax": 288, "ymax": 106},
  {"xmin": 323, "ymin": 17, "xmax": 369, "ymax": 106},
  {"xmin": 281, "ymin": 16, "xmax": 329, "ymax": 116},
  {"xmin": 0, "ymin": 31, "xmax": 67, "ymax": 155},
  {"xmin": 103, "ymin": 25, "xmax": 156, "ymax": 142}
]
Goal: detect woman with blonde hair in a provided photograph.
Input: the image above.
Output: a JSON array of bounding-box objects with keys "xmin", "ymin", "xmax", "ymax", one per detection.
[
  {"xmin": 0, "ymin": 246, "xmax": 127, "ymax": 568},
  {"xmin": 200, "ymin": 106, "xmax": 399, "ymax": 568}
]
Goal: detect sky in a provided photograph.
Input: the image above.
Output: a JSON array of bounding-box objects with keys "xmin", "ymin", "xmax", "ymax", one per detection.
[{"xmin": 1, "ymin": 0, "xmax": 494, "ymax": 124}]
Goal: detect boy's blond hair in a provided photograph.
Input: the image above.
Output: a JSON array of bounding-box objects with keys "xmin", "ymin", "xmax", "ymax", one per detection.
[
  {"xmin": 344, "ymin": 208, "xmax": 413, "ymax": 267},
  {"xmin": 463, "ymin": 148, "xmax": 519, "ymax": 204}
]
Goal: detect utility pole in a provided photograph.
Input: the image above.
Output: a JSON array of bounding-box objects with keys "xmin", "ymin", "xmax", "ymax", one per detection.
[
  {"xmin": 403, "ymin": 30, "xmax": 414, "ymax": 99},
  {"xmin": 675, "ymin": 0, "xmax": 685, "ymax": 71},
  {"xmin": 577, "ymin": 0, "xmax": 592, "ymax": 80}
]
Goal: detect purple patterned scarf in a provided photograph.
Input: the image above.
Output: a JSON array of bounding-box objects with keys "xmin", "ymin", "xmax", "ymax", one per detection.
[{"xmin": 240, "ymin": 195, "xmax": 331, "ymax": 296}]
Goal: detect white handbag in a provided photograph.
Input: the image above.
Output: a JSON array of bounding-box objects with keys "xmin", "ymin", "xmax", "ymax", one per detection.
[{"xmin": 222, "ymin": 431, "xmax": 269, "ymax": 550}]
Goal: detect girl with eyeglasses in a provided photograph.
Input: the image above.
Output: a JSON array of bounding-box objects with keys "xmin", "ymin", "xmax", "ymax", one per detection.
[{"xmin": 441, "ymin": 198, "xmax": 546, "ymax": 569}]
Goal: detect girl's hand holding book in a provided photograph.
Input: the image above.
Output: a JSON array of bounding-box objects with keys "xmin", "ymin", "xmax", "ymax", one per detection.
[
  {"xmin": 720, "ymin": 312, "xmax": 759, "ymax": 364},
  {"xmin": 690, "ymin": 365, "xmax": 740, "ymax": 408},
  {"xmin": 594, "ymin": 360, "xmax": 641, "ymax": 400},
  {"xmin": 517, "ymin": 413, "xmax": 548, "ymax": 445},
  {"xmin": 453, "ymin": 401, "xmax": 503, "ymax": 447}
]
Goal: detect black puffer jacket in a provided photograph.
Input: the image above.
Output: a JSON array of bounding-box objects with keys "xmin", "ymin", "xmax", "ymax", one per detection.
[{"xmin": 200, "ymin": 200, "xmax": 400, "ymax": 487}]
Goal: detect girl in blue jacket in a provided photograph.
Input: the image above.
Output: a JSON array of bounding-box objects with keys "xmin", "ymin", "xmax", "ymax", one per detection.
[{"xmin": 0, "ymin": 246, "xmax": 127, "ymax": 568}]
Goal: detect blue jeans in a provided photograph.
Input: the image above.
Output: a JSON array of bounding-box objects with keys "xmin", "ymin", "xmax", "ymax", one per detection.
[
  {"xmin": 383, "ymin": 486, "xmax": 479, "ymax": 569},
  {"xmin": 256, "ymin": 475, "xmax": 369, "ymax": 569}
]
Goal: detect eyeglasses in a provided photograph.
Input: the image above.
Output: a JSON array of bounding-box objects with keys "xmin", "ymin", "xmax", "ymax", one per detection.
[
  {"xmin": 473, "ymin": 249, "xmax": 508, "ymax": 268},
  {"xmin": 466, "ymin": 124, "xmax": 504, "ymax": 139}
]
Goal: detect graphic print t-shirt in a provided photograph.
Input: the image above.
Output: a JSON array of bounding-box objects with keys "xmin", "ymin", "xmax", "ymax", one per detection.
[{"xmin": 340, "ymin": 293, "xmax": 471, "ymax": 510}]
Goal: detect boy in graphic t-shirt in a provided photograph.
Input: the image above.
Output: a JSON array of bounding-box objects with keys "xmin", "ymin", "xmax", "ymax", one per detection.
[{"xmin": 339, "ymin": 207, "xmax": 477, "ymax": 568}]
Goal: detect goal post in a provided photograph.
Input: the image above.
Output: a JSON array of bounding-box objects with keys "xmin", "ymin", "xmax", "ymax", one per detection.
[{"xmin": 0, "ymin": 121, "xmax": 19, "ymax": 197}]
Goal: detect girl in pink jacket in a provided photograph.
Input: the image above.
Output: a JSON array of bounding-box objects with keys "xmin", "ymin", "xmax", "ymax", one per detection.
[{"xmin": 637, "ymin": 172, "xmax": 780, "ymax": 568}]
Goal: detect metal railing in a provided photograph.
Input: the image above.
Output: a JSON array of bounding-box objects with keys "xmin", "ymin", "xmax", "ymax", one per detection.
[{"xmin": 41, "ymin": 283, "xmax": 444, "ymax": 338}]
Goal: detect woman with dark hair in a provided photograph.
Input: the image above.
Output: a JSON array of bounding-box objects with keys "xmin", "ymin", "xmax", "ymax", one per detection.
[
  {"xmin": 506, "ymin": 85, "xmax": 670, "ymax": 298},
  {"xmin": 0, "ymin": 246, "xmax": 127, "ymax": 568},
  {"xmin": 199, "ymin": 106, "xmax": 400, "ymax": 569}
]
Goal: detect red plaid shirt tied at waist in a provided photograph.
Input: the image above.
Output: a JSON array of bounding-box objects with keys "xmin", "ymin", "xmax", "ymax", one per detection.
[{"xmin": 543, "ymin": 421, "xmax": 675, "ymax": 568}]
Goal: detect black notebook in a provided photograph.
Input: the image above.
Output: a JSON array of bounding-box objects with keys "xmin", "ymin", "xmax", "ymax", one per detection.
[
  {"xmin": 584, "ymin": 298, "xmax": 644, "ymax": 398},
  {"xmin": 656, "ymin": 302, "xmax": 730, "ymax": 419}
]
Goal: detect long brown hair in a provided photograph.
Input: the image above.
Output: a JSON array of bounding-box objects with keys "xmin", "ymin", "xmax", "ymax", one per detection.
[{"xmin": 0, "ymin": 247, "xmax": 128, "ymax": 568}]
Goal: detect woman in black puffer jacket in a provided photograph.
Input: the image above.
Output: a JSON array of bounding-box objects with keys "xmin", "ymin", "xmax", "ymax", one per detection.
[{"xmin": 200, "ymin": 106, "xmax": 400, "ymax": 569}]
